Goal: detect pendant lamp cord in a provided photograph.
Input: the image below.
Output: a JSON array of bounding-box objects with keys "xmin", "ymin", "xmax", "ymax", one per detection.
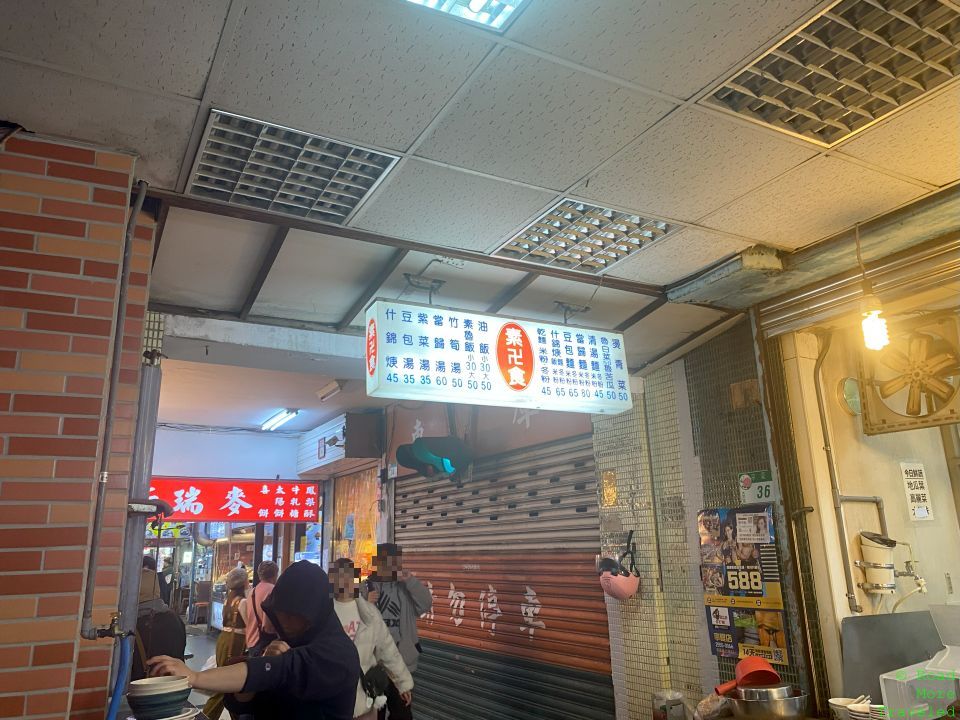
[{"xmin": 854, "ymin": 222, "xmax": 871, "ymax": 294}]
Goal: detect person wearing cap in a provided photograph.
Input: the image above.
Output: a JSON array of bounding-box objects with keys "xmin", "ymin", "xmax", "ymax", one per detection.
[
  {"xmin": 364, "ymin": 543, "xmax": 432, "ymax": 720},
  {"xmin": 149, "ymin": 560, "xmax": 360, "ymax": 720},
  {"xmin": 203, "ymin": 567, "xmax": 249, "ymax": 720}
]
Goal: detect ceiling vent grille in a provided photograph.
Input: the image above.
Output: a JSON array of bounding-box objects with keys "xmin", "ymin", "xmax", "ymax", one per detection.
[
  {"xmin": 493, "ymin": 199, "xmax": 676, "ymax": 274},
  {"xmin": 186, "ymin": 110, "xmax": 398, "ymax": 224},
  {"xmin": 702, "ymin": 0, "xmax": 960, "ymax": 145}
]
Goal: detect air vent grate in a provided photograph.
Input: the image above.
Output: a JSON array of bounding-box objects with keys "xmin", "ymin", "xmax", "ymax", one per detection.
[
  {"xmin": 187, "ymin": 110, "xmax": 398, "ymax": 224},
  {"xmin": 493, "ymin": 199, "xmax": 676, "ymax": 274},
  {"xmin": 703, "ymin": 0, "xmax": 960, "ymax": 145}
]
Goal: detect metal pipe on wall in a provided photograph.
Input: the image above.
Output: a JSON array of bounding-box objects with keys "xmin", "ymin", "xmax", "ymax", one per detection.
[
  {"xmin": 839, "ymin": 495, "xmax": 888, "ymax": 537},
  {"xmin": 812, "ymin": 330, "xmax": 863, "ymax": 614},
  {"xmin": 117, "ymin": 359, "xmax": 162, "ymax": 634},
  {"xmin": 81, "ymin": 180, "xmax": 148, "ymax": 640}
]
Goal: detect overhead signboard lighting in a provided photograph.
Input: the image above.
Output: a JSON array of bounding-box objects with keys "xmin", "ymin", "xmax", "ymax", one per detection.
[
  {"xmin": 400, "ymin": 0, "xmax": 530, "ymax": 32},
  {"xmin": 365, "ymin": 300, "xmax": 632, "ymax": 414},
  {"xmin": 260, "ymin": 408, "xmax": 299, "ymax": 432}
]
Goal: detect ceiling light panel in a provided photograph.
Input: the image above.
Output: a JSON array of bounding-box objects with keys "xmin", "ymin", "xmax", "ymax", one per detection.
[
  {"xmin": 702, "ymin": 0, "xmax": 960, "ymax": 145},
  {"xmin": 493, "ymin": 199, "xmax": 676, "ymax": 274},
  {"xmin": 187, "ymin": 110, "xmax": 398, "ymax": 224},
  {"xmin": 401, "ymin": 0, "xmax": 529, "ymax": 32}
]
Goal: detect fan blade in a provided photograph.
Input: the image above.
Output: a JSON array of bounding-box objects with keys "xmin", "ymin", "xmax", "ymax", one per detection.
[
  {"xmin": 908, "ymin": 335, "xmax": 929, "ymax": 365},
  {"xmin": 924, "ymin": 375, "xmax": 955, "ymax": 402},
  {"xmin": 879, "ymin": 375, "xmax": 909, "ymax": 399},
  {"xmin": 880, "ymin": 348, "xmax": 911, "ymax": 373},
  {"xmin": 927, "ymin": 352, "xmax": 959, "ymax": 376},
  {"xmin": 906, "ymin": 381, "xmax": 923, "ymax": 416}
]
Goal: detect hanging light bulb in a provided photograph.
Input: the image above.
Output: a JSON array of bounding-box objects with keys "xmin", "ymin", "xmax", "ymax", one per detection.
[
  {"xmin": 853, "ymin": 222, "xmax": 889, "ymax": 351},
  {"xmin": 860, "ymin": 294, "xmax": 889, "ymax": 351}
]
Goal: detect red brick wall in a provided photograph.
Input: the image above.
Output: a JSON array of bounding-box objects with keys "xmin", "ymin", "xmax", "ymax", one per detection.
[{"xmin": 0, "ymin": 133, "xmax": 154, "ymax": 718}]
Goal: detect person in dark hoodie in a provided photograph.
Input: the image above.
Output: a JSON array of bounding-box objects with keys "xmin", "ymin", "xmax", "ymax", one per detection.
[{"xmin": 149, "ymin": 561, "xmax": 360, "ymax": 720}]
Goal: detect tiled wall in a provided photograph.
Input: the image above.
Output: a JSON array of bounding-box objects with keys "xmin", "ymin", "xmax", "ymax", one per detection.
[
  {"xmin": 595, "ymin": 320, "xmax": 812, "ymax": 717},
  {"xmin": 0, "ymin": 133, "xmax": 153, "ymax": 718}
]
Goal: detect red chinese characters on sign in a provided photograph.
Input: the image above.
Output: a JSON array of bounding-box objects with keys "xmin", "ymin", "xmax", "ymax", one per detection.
[
  {"xmin": 366, "ymin": 318, "xmax": 378, "ymax": 377},
  {"xmin": 496, "ymin": 322, "xmax": 533, "ymax": 391},
  {"xmin": 149, "ymin": 477, "xmax": 321, "ymax": 523}
]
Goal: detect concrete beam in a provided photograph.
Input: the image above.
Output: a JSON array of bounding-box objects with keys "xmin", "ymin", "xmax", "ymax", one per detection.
[{"xmin": 162, "ymin": 314, "xmax": 365, "ymax": 379}]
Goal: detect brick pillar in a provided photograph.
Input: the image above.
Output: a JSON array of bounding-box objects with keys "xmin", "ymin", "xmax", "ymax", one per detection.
[{"xmin": 0, "ymin": 133, "xmax": 154, "ymax": 718}]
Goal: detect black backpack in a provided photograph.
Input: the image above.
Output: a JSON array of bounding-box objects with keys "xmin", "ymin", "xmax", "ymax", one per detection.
[{"xmin": 131, "ymin": 608, "xmax": 187, "ymax": 681}]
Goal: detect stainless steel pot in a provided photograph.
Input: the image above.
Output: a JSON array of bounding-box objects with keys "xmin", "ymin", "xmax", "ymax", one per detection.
[
  {"xmin": 729, "ymin": 694, "xmax": 809, "ymax": 720},
  {"xmin": 737, "ymin": 685, "xmax": 794, "ymax": 701}
]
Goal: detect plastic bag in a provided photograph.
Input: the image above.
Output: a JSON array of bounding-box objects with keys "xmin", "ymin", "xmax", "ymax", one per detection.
[
  {"xmin": 201, "ymin": 654, "xmax": 217, "ymax": 672},
  {"xmin": 695, "ymin": 693, "xmax": 732, "ymax": 720}
]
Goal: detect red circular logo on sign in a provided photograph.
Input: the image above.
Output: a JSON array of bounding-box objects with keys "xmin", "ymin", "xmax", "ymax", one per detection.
[
  {"xmin": 366, "ymin": 318, "xmax": 377, "ymax": 377},
  {"xmin": 496, "ymin": 322, "xmax": 534, "ymax": 392}
]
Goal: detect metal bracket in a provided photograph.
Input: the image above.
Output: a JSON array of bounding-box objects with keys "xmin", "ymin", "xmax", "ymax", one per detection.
[
  {"xmin": 855, "ymin": 560, "xmax": 895, "ymax": 571},
  {"xmin": 858, "ymin": 582, "xmax": 897, "ymax": 591}
]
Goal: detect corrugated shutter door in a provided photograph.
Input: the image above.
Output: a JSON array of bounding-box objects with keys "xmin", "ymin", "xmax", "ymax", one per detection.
[{"xmin": 394, "ymin": 435, "xmax": 614, "ymax": 720}]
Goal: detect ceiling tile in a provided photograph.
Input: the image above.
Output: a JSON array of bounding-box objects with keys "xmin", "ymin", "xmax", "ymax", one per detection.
[
  {"xmin": 500, "ymin": 275, "xmax": 656, "ymax": 329},
  {"xmin": 505, "ymin": 0, "xmax": 824, "ymax": 99},
  {"xmin": 210, "ymin": 0, "xmax": 494, "ymax": 151},
  {"xmin": 0, "ymin": 0, "xmax": 229, "ymax": 98},
  {"xmin": 838, "ymin": 83, "xmax": 960, "ymax": 188},
  {"xmin": 151, "ymin": 209, "xmax": 276, "ymax": 311},
  {"xmin": 416, "ymin": 49, "xmax": 675, "ymax": 188},
  {"xmin": 623, "ymin": 303, "xmax": 728, "ymax": 366},
  {"xmin": 0, "ymin": 58, "xmax": 196, "ymax": 187},
  {"xmin": 252, "ymin": 231, "xmax": 400, "ymax": 325},
  {"xmin": 574, "ymin": 109, "xmax": 817, "ymax": 221},
  {"xmin": 352, "ymin": 159, "xmax": 556, "ymax": 252},
  {"xmin": 369, "ymin": 252, "xmax": 529, "ymax": 325},
  {"xmin": 609, "ymin": 227, "xmax": 753, "ymax": 285},
  {"xmin": 700, "ymin": 156, "xmax": 928, "ymax": 250}
]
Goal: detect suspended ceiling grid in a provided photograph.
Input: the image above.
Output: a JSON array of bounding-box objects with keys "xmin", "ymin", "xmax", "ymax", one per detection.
[{"xmin": 3, "ymin": 0, "xmax": 958, "ymax": 370}]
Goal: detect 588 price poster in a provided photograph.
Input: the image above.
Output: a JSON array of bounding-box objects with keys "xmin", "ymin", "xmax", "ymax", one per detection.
[{"xmin": 698, "ymin": 504, "xmax": 789, "ymax": 666}]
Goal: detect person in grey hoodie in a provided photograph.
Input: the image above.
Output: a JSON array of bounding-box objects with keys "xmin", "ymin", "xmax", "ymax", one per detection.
[{"xmin": 364, "ymin": 543, "xmax": 432, "ymax": 720}]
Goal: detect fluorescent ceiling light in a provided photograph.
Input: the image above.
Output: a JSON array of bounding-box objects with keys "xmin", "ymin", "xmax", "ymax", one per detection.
[
  {"xmin": 493, "ymin": 199, "xmax": 676, "ymax": 274},
  {"xmin": 401, "ymin": 0, "xmax": 530, "ymax": 32},
  {"xmin": 261, "ymin": 409, "xmax": 299, "ymax": 432}
]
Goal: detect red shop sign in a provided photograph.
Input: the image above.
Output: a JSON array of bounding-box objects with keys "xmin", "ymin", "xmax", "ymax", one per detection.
[{"xmin": 149, "ymin": 477, "xmax": 321, "ymax": 523}]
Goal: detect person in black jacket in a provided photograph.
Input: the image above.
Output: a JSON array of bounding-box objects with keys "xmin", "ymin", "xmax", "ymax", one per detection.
[{"xmin": 150, "ymin": 561, "xmax": 360, "ymax": 720}]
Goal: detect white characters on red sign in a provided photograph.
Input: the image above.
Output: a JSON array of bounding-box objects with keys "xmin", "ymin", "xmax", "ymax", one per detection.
[
  {"xmin": 520, "ymin": 585, "xmax": 545, "ymax": 638},
  {"xmin": 420, "ymin": 581, "xmax": 435, "ymax": 624},
  {"xmin": 258, "ymin": 509, "xmax": 269, "ymax": 519},
  {"xmin": 448, "ymin": 582, "xmax": 465, "ymax": 627},
  {"xmin": 260, "ymin": 484, "xmax": 270, "ymax": 495},
  {"xmin": 507, "ymin": 366, "xmax": 526, "ymax": 387},
  {"xmin": 173, "ymin": 486, "xmax": 204, "ymax": 515},
  {"xmin": 479, "ymin": 584, "xmax": 502, "ymax": 636},
  {"xmin": 505, "ymin": 328, "xmax": 523, "ymax": 347},
  {"xmin": 219, "ymin": 486, "xmax": 253, "ymax": 517}
]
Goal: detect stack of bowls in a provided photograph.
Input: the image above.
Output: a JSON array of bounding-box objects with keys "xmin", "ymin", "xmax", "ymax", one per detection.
[
  {"xmin": 848, "ymin": 702, "xmax": 871, "ymax": 720},
  {"xmin": 829, "ymin": 697, "xmax": 857, "ymax": 720},
  {"xmin": 870, "ymin": 705, "xmax": 889, "ymax": 720},
  {"xmin": 126, "ymin": 676, "xmax": 191, "ymax": 720}
]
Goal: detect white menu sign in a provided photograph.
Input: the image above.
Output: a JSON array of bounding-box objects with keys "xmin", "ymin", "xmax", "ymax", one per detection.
[
  {"xmin": 901, "ymin": 461, "xmax": 933, "ymax": 521},
  {"xmin": 365, "ymin": 300, "xmax": 632, "ymax": 414}
]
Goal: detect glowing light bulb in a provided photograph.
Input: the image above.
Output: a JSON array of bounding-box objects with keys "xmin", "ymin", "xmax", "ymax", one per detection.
[{"xmin": 860, "ymin": 294, "xmax": 889, "ymax": 351}]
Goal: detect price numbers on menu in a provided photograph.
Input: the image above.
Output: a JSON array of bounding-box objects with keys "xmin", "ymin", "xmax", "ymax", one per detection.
[{"xmin": 727, "ymin": 569, "xmax": 763, "ymax": 592}]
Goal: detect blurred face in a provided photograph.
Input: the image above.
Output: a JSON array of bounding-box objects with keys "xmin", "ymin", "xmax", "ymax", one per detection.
[
  {"xmin": 333, "ymin": 565, "xmax": 359, "ymax": 600},
  {"xmin": 272, "ymin": 609, "xmax": 311, "ymax": 641},
  {"xmin": 736, "ymin": 543, "xmax": 755, "ymax": 562},
  {"xmin": 373, "ymin": 550, "xmax": 402, "ymax": 580}
]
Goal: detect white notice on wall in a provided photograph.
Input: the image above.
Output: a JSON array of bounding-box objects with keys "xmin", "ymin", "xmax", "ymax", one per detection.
[
  {"xmin": 365, "ymin": 299, "xmax": 632, "ymax": 414},
  {"xmin": 901, "ymin": 461, "xmax": 934, "ymax": 522}
]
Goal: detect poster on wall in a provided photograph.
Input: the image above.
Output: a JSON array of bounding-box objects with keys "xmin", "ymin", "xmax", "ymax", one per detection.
[
  {"xmin": 698, "ymin": 504, "xmax": 789, "ymax": 665},
  {"xmin": 900, "ymin": 461, "xmax": 934, "ymax": 521}
]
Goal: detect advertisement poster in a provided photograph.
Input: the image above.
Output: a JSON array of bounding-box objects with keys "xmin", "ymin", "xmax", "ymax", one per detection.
[{"xmin": 698, "ymin": 504, "xmax": 789, "ymax": 665}]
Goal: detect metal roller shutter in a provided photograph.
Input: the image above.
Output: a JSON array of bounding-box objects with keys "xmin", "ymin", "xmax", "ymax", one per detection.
[{"xmin": 394, "ymin": 435, "xmax": 613, "ymax": 719}]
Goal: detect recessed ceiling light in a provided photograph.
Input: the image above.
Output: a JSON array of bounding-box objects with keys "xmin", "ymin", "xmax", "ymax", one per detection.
[
  {"xmin": 702, "ymin": 0, "xmax": 960, "ymax": 145},
  {"xmin": 187, "ymin": 110, "xmax": 398, "ymax": 224},
  {"xmin": 492, "ymin": 199, "xmax": 676, "ymax": 274},
  {"xmin": 401, "ymin": 0, "xmax": 530, "ymax": 32}
]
